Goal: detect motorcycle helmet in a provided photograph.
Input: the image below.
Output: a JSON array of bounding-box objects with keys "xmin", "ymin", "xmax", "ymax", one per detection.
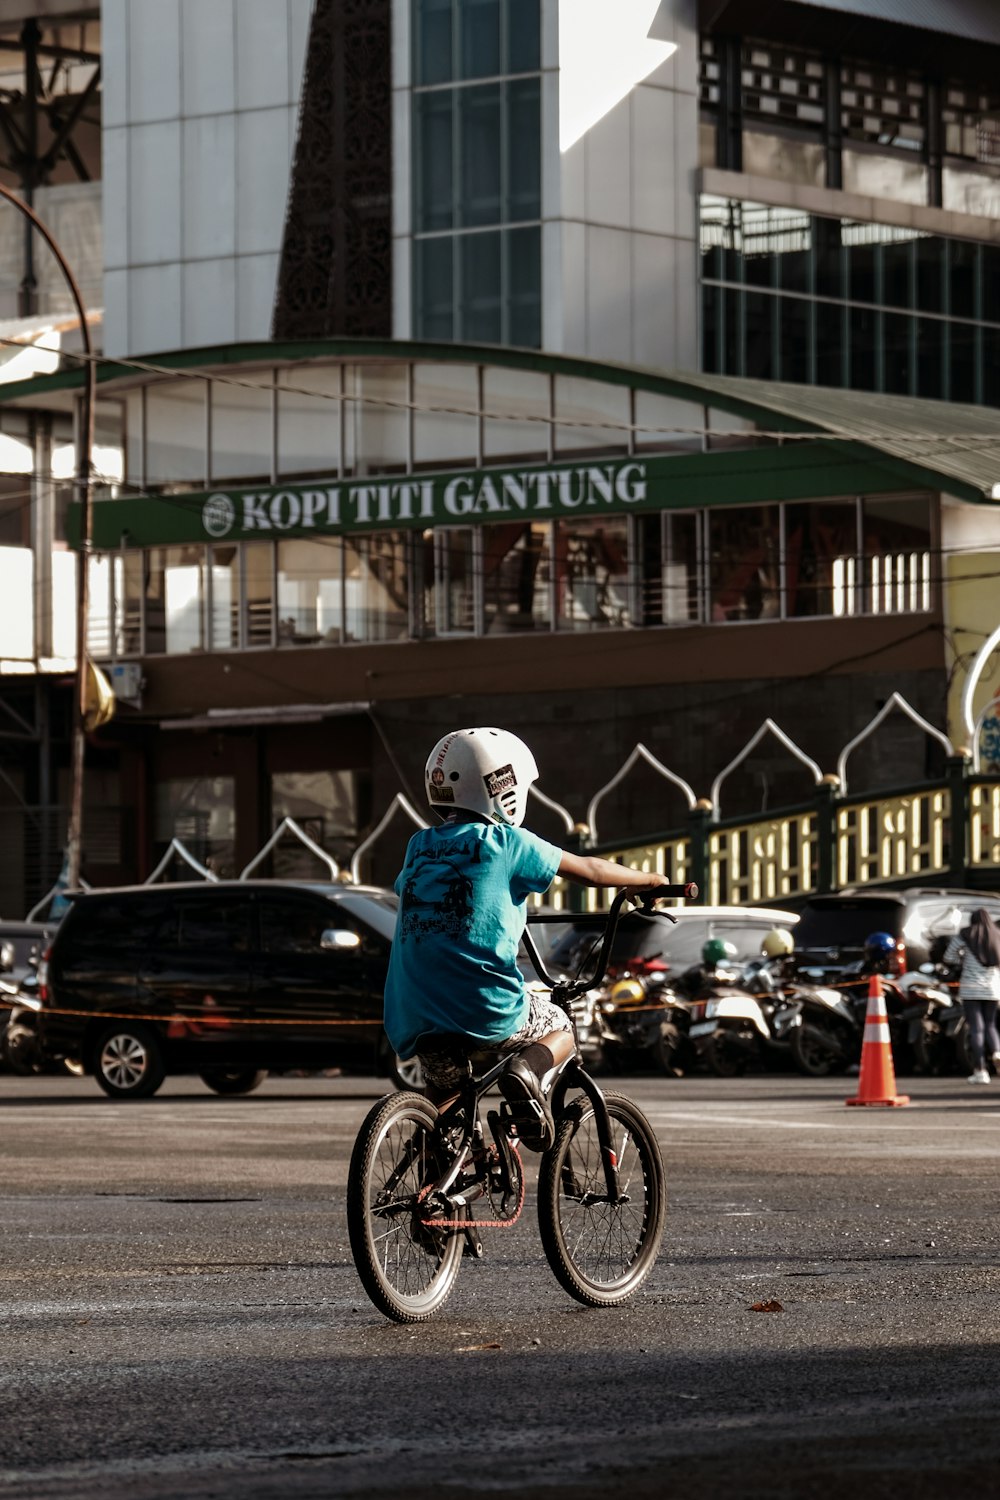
[
  {"xmin": 761, "ymin": 928, "xmax": 794, "ymax": 958},
  {"xmin": 610, "ymin": 977, "xmax": 645, "ymax": 1008},
  {"xmin": 424, "ymin": 727, "xmax": 538, "ymax": 827},
  {"xmin": 863, "ymin": 930, "xmax": 897, "ymax": 971},
  {"xmin": 702, "ymin": 937, "xmax": 738, "ymax": 968}
]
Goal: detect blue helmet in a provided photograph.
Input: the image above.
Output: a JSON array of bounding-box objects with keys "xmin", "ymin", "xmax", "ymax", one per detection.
[{"xmin": 864, "ymin": 931, "xmax": 897, "ymax": 968}]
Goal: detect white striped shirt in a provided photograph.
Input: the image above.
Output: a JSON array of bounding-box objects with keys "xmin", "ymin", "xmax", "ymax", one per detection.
[{"xmin": 943, "ymin": 935, "xmax": 1000, "ymax": 1003}]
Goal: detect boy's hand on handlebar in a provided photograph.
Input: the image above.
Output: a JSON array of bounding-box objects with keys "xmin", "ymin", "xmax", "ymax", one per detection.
[{"xmin": 626, "ymin": 879, "xmax": 700, "ymax": 909}]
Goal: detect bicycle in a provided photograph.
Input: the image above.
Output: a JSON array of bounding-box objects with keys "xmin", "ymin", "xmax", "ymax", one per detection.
[{"xmin": 347, "ymin": 882, "xmax": 697, "ymax": 1323}]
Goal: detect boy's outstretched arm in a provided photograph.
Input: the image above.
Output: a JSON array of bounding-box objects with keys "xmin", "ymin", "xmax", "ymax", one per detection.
[{"xmin": 558, "ymin": 850, "xmax": 666, "ymax": 891}]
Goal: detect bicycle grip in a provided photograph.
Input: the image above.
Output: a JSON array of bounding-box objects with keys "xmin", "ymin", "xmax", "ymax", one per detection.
[{"xmin": 638, "ymin": 882, "xmax": 699, "ymax": 905}]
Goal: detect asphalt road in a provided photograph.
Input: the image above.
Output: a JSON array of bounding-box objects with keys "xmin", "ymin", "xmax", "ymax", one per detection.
[{"xmin": 1, "ymin": 1070, "xmax": 999, "ymax": 1499}]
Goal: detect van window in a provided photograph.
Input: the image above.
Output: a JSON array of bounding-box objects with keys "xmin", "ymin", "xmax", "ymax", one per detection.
[
  {"xmin": 260, "ymin": 897, "xmax": 334, "ymax": 955},
  {"xmin": 794, "ymin": 901, "xmax": 900, "ymax": 948},
  {"xmin": 64, "ymin": 896, "xmax": 169, "ymax": 953},
  {"xmin": 168, "ymin": 900, "xmax": 251, "ymax": 953}
]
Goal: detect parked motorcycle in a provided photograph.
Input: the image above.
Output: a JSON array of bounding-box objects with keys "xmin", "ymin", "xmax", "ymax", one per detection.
[
  {"xmin": 595, "ymin": 957, "xmax": 695, "ymax": 1075},
  {"xmin": 687, "ymin": 945, "xmax": 800, "ymax": 1077},
  {"xmin": 784, "ymin": 931, "xmax": 915, "ymax": 1078},
  {"xmin": 898, "ymin": 962, "xmax": 968, "ymax": 1076},
  {"xmin": 0, "ymin": 972, "xmax": 82, "ymax": 1077}
]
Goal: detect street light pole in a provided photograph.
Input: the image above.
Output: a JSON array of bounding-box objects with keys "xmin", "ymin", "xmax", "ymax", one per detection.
[{"xmin": 0, "ymin": 181, "xmax": 95, "ymax": 889}]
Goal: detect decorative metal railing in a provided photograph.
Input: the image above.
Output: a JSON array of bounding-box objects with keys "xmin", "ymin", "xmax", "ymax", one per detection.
[
  {"xmin": 593, "ymin": 776, "xmax": 999, "ymax": 909},
  {"xmin": 17, "ymin": 695, "xmax": 1000, "ymax": 919},
  {"xmin": 835, "ymin": 787, "xmax": 949, "ymax": 888},
  {"xmin": 709, "ymin": 808, "xmax": 818, "ymax": 907},
  {"xmin": 969, "ymin": 782, "xmax": 1000, "ymax": 870}
]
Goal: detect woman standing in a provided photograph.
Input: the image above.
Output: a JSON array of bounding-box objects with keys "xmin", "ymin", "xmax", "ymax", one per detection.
[{"xmin": 944, "ymin": 908, "xmax": 1000, "ymax": 1084}]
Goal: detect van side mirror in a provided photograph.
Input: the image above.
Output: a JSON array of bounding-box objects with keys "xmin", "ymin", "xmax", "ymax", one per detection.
[{"xmin": 321, "ymin": 928, "xmax": 362, "ymax": 952}]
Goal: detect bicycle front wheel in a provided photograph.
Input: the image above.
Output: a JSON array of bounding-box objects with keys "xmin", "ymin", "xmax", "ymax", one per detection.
[
  {"xmin": 347, "ymin": 1091, "xmax": 463, "ymax": 1323},
  {"xmin": 537, "ymin": 1091, "xmax": 665, "ymax": 1307}
]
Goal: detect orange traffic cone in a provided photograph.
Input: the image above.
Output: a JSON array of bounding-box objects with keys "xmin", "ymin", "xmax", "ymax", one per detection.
[{"xmin": 846, "ymin": 975, "xmax": 910, "ymax": 1108}]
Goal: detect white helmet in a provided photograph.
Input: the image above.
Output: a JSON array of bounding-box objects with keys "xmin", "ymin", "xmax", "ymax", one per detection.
[
  {"xmin": 762, "ymin": 928, "xmax": 794, "ymax": 958},
  {"xmin": 425, "ymin": 727, "xmax": 539, "ymax": 827}
]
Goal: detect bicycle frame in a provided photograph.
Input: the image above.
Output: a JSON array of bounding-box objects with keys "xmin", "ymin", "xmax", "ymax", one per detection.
[{"xmin": 422, "ymin": 883, "xmax": 697, "ymax": 1218}]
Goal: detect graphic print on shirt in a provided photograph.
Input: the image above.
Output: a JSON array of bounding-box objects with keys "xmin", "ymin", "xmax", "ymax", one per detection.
[{"xmin": 398, "ymin": 834, "xmax": 486, "ymax": 942}]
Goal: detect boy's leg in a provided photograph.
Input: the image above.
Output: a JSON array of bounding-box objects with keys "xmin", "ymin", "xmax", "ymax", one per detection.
[
  {"xmin": 497, "ymin": 996, "xmax": 575, "ymax": 1149},
  {"xmin": 516, "ymin": 1029, "xmax": 575, "ymax": 1085}
]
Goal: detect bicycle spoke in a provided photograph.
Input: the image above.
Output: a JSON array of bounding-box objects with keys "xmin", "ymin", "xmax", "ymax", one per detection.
[
  {"xmin": 348, "ymin": 1097, "xmax": 464, "ymax": 1317},
  {"xmin": 556, "ymin": 1112, "xmax": 651, "ymax": 1285}
]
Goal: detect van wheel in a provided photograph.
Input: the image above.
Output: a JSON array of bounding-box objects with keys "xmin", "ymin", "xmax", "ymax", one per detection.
[
  {"xmin": 200, "ymin": 1068, "xmax": 267, "ymax": 1096},
  {"xmin": 93, "ymin": 1023, "xmax": 166, "ymax": 1099}
]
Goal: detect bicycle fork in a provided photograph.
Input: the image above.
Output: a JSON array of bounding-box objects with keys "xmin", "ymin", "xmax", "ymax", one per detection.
[{"xmin": 550, "ymin": 1059, "xmax": 626, "ymax": 1205}]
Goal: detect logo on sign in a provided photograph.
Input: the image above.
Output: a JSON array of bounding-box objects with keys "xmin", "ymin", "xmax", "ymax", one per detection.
[{"xmin": 203, "ymin": 493, "xmax": 236, "ymax": 538}]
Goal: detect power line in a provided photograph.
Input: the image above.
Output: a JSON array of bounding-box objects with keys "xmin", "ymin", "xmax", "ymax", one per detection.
[{"xmin": 6, "ymin": 333, "xmax": 1000, "ymax": 447}]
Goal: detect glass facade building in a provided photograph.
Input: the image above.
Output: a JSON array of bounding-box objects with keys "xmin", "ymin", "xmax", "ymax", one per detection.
[
  {"xmin": 412, "ymin": 0, "xmax": 542, "ymax": 347},
  {"xmin": 73, "ymin": 353, "xmax": 937, "ymax": 663},
  {"xmin": 701, "ymin": 197, "xmax": 1000, "ymax": 403}
]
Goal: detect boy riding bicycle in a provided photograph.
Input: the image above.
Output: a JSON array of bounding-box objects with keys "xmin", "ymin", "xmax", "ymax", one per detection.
[{"xmin": 383, "ymin": 727, "xmax": 664, "ymax": 1149}]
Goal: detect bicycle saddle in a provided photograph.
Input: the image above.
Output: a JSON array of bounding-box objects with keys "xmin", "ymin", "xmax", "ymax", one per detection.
[{"xmin": 413, "ymin": 1032, "xmax": 479, "ymax": 1071}]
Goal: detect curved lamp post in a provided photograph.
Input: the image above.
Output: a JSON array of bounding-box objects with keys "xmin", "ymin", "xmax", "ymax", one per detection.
[{"xmin": 0, "ymin": 182, "xmax": 95, "ymax": 889}]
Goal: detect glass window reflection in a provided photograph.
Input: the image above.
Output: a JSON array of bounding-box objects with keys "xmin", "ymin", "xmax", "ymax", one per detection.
[
  {"xmin": 483, "ymin": 522, "xmax": 551, "ymax": 633},
  {"xmin": 701, "ymin": 195, "xmax": 1000, "ymax": 407},
  {"xmin": 709, "ymin": 507, "xmax": 781, "ymax": 622},
  {"xmin": 555, "ymin": 518, "xmax": 631, "ymax": 632}
]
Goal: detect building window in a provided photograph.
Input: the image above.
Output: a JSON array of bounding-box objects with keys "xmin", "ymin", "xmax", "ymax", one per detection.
[
  {"xmin": 482, "ymin": 521, "xmax": 552, "ymax": 633},
  {"xmin": 277, "ymin": 538, "xmax": 345, "ymax": 646},
  {"xmin": 783, "ymin": 500, "xmax": 859, "ymax": 618},
  {"xmin": 701, "ymin": 194, "xmax": 1000, "ymax": 404},
  {"xmin": 207, "ymin": 546, "xmax": 240, "ymax": 651},
  {"xmin": 414, "ymin": 0, "xmax": 539, "ymax": 86},
  {"xmin": 143, "ymin": 546, "xmax": 206, "ymax": 655},
  {"xmin": 276, "ymin": 534, "xmax": 410, "ymax": 646},
  {"xmin": 155, "ymin": 777, "xmax": 236, "ymax": 878},
  {"xmin": 554, "ymin": 517, "xmax": 631, "ymax": 631},
  {"xmin": 244, "ymin": 541, "xmax": 275, "ymax": 648},
  {"xmin": 345, "ymin": 533, "xmax": 410, "ymax": 642},
  {"xmin": 709, "ymin": 506, "xmax": 781, "ymax": 622},
  {"xmin": 412, "ymin": 0, "xmax": 542, "ymax": 347},
  {"xmin": 270, "ymin": 770, "xmax": 360, "ymax": 875},
  {"xmin": 742, "ymin": 40, "xmax": 826, "ymax": 131}
]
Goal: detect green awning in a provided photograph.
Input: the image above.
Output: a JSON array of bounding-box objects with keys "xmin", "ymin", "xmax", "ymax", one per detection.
[
  {"xmin": 669, "ymin": 373, "xmax": 1000, "ymax": 505},
  {"xmin": 2, "ymin": 336, "xmax": 999, "ymax": 506}
]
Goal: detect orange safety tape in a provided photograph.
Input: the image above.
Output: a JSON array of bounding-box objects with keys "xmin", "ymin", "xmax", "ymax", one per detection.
[{"xmin": 0, "ymin": 1000, "xmax": 378, "ymax": 1026}]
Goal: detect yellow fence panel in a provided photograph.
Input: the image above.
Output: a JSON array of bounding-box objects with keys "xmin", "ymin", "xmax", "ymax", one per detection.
[
  {"xmin": 588, "ymin": 839, "xmax": 692, "ymax": 912},
  {"xmin": 836, "ymin": 789, "xmax": 949, "ymax": 887},
  {"xmin": 708, "ymin": 813, "xmax": 817, "ymax": 906},
  {"xmin": 969, "ymin": 783, "xmax": 1000, "ymax": 868}
]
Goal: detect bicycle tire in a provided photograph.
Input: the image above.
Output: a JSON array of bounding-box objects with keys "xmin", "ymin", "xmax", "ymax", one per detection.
[
  {"xmin": 537, "ymin": 1091, "xmax": 665, "ymax": 1308},
  {"xmin": 347, "ymin": 1091, "xmax": 464, "ymax": 1323}
]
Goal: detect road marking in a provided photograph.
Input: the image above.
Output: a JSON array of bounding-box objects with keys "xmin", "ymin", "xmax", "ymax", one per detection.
[
  {"xmin": 647, "ymin": 1111, "xmax": 839, "ymax": 1129},
  {"xmin": 647, "ymin": 1108, "xmax": 1000, "ymax": 1132}
]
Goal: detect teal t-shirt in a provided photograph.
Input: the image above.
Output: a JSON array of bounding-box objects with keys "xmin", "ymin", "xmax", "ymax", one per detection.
[{"xmin": 383, "ymin": 819, "xmax": 563, "ymax": 1059}]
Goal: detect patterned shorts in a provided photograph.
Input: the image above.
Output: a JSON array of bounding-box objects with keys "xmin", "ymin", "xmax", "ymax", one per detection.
[{"xmin": 417, "ymin": 991, "xmax": 573, "ymax": 1093}]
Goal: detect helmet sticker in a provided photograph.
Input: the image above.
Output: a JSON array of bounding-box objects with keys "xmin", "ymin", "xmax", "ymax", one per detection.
[
  {"xmin": 430, "ymin": 767, "xmax": 445, "ymax": 786},
  {"xmin": 483, "ymin": 764, "xmax": 517, "ymax": 798},
  {"xmin": 428, "ymin": 784, "xmax": 455, "ymax": 803}
]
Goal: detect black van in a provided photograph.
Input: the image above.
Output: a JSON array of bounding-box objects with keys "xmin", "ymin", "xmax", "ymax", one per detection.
[{"xmin": 38, "ymin": 881, "xmax": 398, "ymax": 1099}]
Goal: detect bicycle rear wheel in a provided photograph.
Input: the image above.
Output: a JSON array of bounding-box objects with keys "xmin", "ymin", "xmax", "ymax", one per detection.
[
  {"xmin": 537, "ymin": 1091, "xmax": 665, "ymax": 1307},
  {"xmin": 347, "ymin": 1091, "xmax": 463, "ymax": 1323}
]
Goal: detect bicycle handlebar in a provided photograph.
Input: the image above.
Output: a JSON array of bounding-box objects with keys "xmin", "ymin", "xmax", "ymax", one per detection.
[{"xmin": 522, "ymin": 881, "xmax": 698, "ymax": 996}]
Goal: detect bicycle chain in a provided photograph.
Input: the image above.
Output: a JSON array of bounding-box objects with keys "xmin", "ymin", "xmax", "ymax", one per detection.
[{"xmin": 418, "ymin": 1141, "xmax": 526, "ymax": 1230}]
